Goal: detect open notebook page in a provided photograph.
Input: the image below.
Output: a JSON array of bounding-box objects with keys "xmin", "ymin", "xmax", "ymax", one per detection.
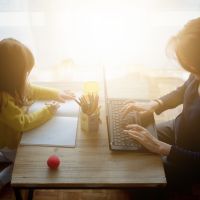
[{"xmin": 21, "ymin": 117, "xmax": 78, "ymax": 147}]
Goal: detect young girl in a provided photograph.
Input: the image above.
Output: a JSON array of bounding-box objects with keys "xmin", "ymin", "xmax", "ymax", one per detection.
[
  {"xmin": 0, "ymin": 38, "xmax": 75, "ymax": 188},
  {"xmin": 122, "ymin": 17, "xmax": 200, "ymax": 185}
]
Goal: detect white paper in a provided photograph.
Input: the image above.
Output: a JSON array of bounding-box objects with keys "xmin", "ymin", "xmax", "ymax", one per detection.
[
  {"xmin": 28, "ymin": 100, "xmax": 79, "ymax": 117},
  {"xmin": 21, "ymin": 117, "xmax": 78, "ymax": 147},
  {"xmin": 21, "ymin": 99, "xmax": 80, "ymax": 147}
]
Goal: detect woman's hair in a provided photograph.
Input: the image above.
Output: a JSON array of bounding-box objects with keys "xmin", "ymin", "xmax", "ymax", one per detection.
[
  {"xmin": 167, "ymin": 17, "xmax": 200, "ymax": 74},
  {"xmin": 0, "ymin": 38, "xmax": 35, "ymax": 109}
]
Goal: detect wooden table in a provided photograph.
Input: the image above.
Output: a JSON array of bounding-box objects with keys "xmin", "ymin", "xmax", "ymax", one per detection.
[{"xmin": 11, "ymin": 79, "xmax": 167, "ymax": 200}]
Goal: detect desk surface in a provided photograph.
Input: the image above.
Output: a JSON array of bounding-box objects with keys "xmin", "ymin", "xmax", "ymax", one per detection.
[
  {"xmin": 11, "ymin": 79, "xmax": 167, "ymax": 189},
  {"xmin": 11, "ymin": 111, "xmax": 166, "ymax": 188}
]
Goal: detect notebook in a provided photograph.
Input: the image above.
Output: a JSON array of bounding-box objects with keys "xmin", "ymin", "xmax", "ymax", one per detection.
[{"xmin": 20, "ymin": 100, "xmax": 79, "ymax": 147}]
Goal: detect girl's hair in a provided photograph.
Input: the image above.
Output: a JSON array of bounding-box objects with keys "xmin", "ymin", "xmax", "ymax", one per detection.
[
  {"xmin": 0, "ymin": 38, "xmax": 34, "ymax": 109},
  {"xmin": 167, "ymin": 17, "xmax": 200, "ymax": 74}
]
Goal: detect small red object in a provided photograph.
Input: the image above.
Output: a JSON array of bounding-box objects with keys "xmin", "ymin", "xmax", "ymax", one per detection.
[{"xmin": 47, "ymin": 155, "xmax": 60, "ymax": 169}]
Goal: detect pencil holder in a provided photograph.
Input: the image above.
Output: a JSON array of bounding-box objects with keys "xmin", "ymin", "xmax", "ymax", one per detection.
[{"xmin": 80, "ymin": 110, "xmax": 100, "ymax": 133}]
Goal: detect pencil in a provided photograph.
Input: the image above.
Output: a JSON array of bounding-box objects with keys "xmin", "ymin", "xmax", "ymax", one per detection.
[{"xmin": 74, "ymin": 98, "xmax": 81, "ymax": 106}]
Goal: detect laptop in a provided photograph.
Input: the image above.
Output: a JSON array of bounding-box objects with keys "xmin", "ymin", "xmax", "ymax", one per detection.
[{"xmin": 103, "ymin": 69, "xmax": 157, "ymax": 151}]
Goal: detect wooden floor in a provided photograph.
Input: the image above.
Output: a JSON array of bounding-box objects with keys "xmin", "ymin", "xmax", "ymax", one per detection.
[
  {"xmin": 0, "ymin": 188, "xmax": 138, "ymax": 200},
  {"xmin": 1, "ymin": 185, "xmax": 200, "ymax": 200},
  {"xmin": 0, "ymin": 188, "xmax": 156, "ymax": 200},
  {"xmin": 1, "ymin": 74, "xmax": 200, "ymax": 200}
]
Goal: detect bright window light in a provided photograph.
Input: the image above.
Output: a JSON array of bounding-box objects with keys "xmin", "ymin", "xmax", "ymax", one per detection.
[{"xmin": 0, "ymin": 0, "xmax": 199, "ymax": 81}]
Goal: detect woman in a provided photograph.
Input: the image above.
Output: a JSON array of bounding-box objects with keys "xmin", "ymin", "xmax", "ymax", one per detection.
[{"xmin": 122, "ymin": 17, "xmax": 200, "ymax": 185}]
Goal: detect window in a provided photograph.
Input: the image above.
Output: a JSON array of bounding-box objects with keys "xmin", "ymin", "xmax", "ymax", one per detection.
[{"xmin": 0, "ymin": 0, "xmax": 199, "ymax": 81}]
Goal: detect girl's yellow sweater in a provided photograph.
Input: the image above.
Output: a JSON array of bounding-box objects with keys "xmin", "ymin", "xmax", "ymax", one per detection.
[{"xmin": 0, "ymin": 84, "xmax": 60, "ymax": 149}]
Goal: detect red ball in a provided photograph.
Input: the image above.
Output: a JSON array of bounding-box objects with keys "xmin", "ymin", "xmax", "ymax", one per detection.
[{"xmin": 47, "ymin": 155, "xmax": 60, "ymax": 169}]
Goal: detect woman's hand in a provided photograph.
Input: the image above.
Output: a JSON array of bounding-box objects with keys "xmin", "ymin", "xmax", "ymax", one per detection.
[
  {"xmin": 58, "ymin": 90, "xmax": 75, "ymax": 103},
  {"xmin": 121, "ymin": 100, "xmax": 159, "ymax": 118},
  {"xmin": 123, "ymin": 124, "xmax": 171, "ymax": 156},
  {"xmin": 45, "ymin": 101, "xmax": 60, "ymax": 114}
]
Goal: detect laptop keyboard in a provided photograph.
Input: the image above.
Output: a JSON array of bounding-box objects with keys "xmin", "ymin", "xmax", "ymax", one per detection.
[{"xmin": 108, "ymin": 99, "xmax": 142, "ymax": 149}]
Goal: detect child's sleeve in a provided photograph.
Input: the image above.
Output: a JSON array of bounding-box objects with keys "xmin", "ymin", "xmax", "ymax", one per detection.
[
  {"xmin": 27, "ymin": 84, "xmax": 60, "ymax": 101},
  {"xmin": 0, "ymin": 98, "xmax": 55, "ymax": 132}
]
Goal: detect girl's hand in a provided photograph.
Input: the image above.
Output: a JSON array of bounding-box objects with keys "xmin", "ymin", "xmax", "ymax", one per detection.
[
  {"xmin": 58, "ymin": 90, "xmax": 75, "ymax": 103},
  {"xmin": 123, "ymin": 124, "xmax": 171, "ymax": 155},
  {"xmin": 121, "ymin": 100, "xmax": 159, "ymax": 118},
  {"xmin": 45, "ymin": 101, "xmax": 60, "ymax": 114}
]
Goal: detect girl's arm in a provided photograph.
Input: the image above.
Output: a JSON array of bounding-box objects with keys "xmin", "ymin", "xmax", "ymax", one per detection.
[
  {"xmin": 28, "ymin": 84, "xmax": 75, "ymax": 102},
  {"xmin": 28, "ymin": 84, "xmax": 60, "ymax": 101},
  {"xmin": 0, "ymin": 97, "xmax": 57, "ymax": 132}
]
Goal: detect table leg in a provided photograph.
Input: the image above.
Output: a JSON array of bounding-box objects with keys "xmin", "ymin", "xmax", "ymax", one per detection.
[
  {"xmin": 28, "ymin": 189, "xmax": 34, "ymax": 200},
  {"xmin": 13, "ymin": 188, "xmax": 23, "ymax": 200}
]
